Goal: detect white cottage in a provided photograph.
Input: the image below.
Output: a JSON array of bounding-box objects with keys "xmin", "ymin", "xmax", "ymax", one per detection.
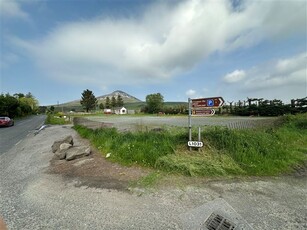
[{"xmin": 114, "ymin": 107, "xmax": 127, "ymax": 115}]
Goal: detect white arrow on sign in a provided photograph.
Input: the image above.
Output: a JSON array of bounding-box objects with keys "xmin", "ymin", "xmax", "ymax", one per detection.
[{"xmin": 188, "ymin": 141, "xmax": 203, "ymax": 148}]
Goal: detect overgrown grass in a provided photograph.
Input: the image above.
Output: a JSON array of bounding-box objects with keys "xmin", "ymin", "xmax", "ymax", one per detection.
[
  {"xmin": 74, "ymin": 114, "xmax": 307, "ymax": 177},
  {"xmin": 201, "ymin": 114, "xmax": 307, "ymax": 175},
  {"xmin": 75, "ymin": 125, "xmax": 186, "ymax": 167},
  {"xmin": 45, "ymin": 114, "xmax": 70, "ymax": 125}
]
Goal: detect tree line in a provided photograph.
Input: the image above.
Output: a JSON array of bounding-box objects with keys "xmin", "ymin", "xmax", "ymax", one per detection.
[
  {"xmin": 75, "ymin": 89, "xmax": 307, "ymax": 116},
  {"xmin": 80, "ymin": 89, "xmax": 124, "ymax": 112},
  {"xmin": 0, "ymin": 93, "xmax": 39, "ymax": 118},
  {"xmin": 220, "ymin": 97, "xmax": 307, "ymax": 116}
]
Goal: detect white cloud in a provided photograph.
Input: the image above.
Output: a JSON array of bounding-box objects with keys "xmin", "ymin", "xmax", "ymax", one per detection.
[
  {"xmin": 244, "ymin": 53, "xmax": 306, "ymax": 90},
  {"xmin": 223, "ymin": 70, "xmax": 246, "ymax": 83},
  {"xmin": 221, "ymin": 53, "xmax": 307, "ymax": 102},
  {"xmin": 186, "ymin": 89, "xmax": 197, "ymax": 97},
  {"xmin": 0, "ymin": 0, "xmax": 29, "ymax": 19},
  {"xmin": 11, "ymin": 0, "xmax": 306, "ymax": 88}
]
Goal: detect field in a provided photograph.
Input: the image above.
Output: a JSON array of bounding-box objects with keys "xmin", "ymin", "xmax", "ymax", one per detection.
[{"xmin": 73, "ymin": 114, "xmax": 307, "ymax": 177}]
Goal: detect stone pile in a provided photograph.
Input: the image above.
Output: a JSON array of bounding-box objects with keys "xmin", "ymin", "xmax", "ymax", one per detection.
[{"xmin": 51, "ymin": 135, "xmax": 91, "ymax": 161}]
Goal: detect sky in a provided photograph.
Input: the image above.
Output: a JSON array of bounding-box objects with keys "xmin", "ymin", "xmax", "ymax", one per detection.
[{"xmin": 0, "ymin": 0, "xmax": 306, "ymax": 106}]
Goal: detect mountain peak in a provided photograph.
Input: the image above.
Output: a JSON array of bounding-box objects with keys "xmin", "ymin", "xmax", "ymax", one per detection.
[{"xmin": 97, "ymin": 90, "xmax": 142, "ymax": 103}]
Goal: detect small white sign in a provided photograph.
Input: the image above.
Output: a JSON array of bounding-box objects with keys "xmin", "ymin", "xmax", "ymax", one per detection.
[{"xmin": 188, "ymin": 141, "xmax": 203, "ymax": 148}]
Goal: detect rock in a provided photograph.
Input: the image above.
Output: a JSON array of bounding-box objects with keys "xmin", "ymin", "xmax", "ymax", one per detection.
[
  {"xmin": 51, "ymin": 135, "xmax": 74, "ymax": 153},
  {"xmin": 54, "ymin": 143, "xmax": 72, "ymax": 160},
  {"xmin": 54, "ymin": 150, "xmax": 66, "ymax": 160},
  {"xmin": 66, "ymin": 146, "xmax": 91, "ymax": 161},
  {"xmin": 60, "ymin": 143, "xmax": 72, "ymax": 151}
]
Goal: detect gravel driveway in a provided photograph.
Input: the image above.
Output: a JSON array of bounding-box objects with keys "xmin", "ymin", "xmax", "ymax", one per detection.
[{"xmin": 0, "ymin": 125, "xmax": 306, "ymax": 229}]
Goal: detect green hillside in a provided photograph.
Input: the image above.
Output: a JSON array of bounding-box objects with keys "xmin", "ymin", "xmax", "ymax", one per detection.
[{"xmin": 49, "ymin": 90, "xmax": 186, "ymax": 112}]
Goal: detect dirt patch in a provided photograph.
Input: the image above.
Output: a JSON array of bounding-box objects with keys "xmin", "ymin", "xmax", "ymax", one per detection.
[{"xmin": 48, "ymin": 132, "xmax": 150, "ymax": 191}]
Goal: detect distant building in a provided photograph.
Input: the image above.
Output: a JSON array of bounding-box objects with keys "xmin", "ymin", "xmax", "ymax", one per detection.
[
  {"xmin": 103, "ymin": 109, "xmax": 112, "ymax": 114},
  {"xmin": 114, "ymin": 107, "xmax": 127, "ymax": 115}
]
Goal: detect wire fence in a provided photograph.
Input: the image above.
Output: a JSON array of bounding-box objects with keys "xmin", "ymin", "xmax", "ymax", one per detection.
[
  {"xmin": 73, "ymin": 116, "xmax": 282, "ymax": 131},
  {"xmin": 226, "ymin": 118, "xmax": 279, "ymax": 129},
  {"xmin": 73, "ymin": 117, "xmax": 113, "ymax": 130}
]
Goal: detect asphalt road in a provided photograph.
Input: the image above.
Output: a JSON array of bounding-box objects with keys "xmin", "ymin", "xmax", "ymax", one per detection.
[{"xmin": 0, "ymin": 115, "xmax": 46, "ymax": 155}]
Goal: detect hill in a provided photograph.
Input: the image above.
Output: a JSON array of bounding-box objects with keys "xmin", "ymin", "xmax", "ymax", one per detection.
[
  {"xmin": 51, "ymin": 90, "xmax": 187, "ymax": 112},
  {"xmin": 96, "ymin": 90, "xmax": 142, "ymax": 104},
  {"xmin": 54, "ymin": 90, "xmax": 142, "ymax": 111}
]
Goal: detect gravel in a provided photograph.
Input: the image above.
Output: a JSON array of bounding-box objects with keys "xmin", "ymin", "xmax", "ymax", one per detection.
[
  {"xmin": 87, "ymin": 115, "xmax": 278, "ymax": 131},
  {"xmin": 0, "ymin": 125, "xmax": 306, "ymax": 229}
]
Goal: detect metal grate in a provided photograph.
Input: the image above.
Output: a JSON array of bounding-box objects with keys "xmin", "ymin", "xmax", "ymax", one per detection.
[{"xmin": 204, "ymin": 212, "xmax": 236, "ymax": 230}]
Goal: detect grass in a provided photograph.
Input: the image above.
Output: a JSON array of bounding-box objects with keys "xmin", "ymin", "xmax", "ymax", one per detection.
[
  {"xmin": 45, "ymin": 114, "xmax": 71, "ymax": 125},
  {"xmin": 74, "ymin": 114, "xmax": 307, "ymax": 177},
  {"xmin": 75, "ymin": 126, "xmax": 186, "ymax": 167}
]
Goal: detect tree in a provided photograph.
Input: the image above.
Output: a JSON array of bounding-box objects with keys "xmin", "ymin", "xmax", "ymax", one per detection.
[
  {"xmin": 13, "ymin": 93, "xmax": 25, "ymax": 99},
  {"xmin": 99, "ymin": 102, "xmax": 104, "ymax": 110},
  {"xmin": 0, "ymin": 94, "xmax": 19, "ymax": 117},
  {"xmin": 25, "ymin": 92, "xmax": 34, "ymax": 98},
  {"xmin": 80, "ymin": 89, "xmax": 97, "ymax": 112},
  {"xmin": 111, "ymin": 96, "xmax": 117, "ymax": 108},
  {"xmin": 145, "ymin": 93, "xmax": 164, "ymax": 113},
  {"xmin": 105, "ymin": 97, "xmax": 111, "ymax": 109},
  {"xmin": 117, "ymin": 95, "xmax": 124, "ymax": 107}
]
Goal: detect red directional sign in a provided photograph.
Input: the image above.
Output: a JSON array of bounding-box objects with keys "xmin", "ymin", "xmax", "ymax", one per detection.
[
  {"xmin": 192, "ymin": 97, "xmax": 224, "ymax": 108},
  {"xmin": 192, "ymin": 109, "xmax": 215, "ymax": 116}
]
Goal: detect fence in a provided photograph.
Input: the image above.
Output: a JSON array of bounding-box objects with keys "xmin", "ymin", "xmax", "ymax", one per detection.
[
  {"xmin": 226, "ymin": 117, "xmax": 282, "ymax": 130},
  {"xmin": 73, "ymin": 117, "xmax": 113, "ymax": 130}
]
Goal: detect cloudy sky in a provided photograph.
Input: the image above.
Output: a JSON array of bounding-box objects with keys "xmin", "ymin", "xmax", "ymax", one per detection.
[{"xmin": 1, "ymin": 0, "xmax": 306, "ymax": 105}]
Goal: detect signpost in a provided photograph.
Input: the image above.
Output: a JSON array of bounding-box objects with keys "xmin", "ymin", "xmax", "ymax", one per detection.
[
  {"xmin": 188, "ymin": 96, "xmax": 224, "ymax": 150},
  {"xmin": 191, "ymin": 97, "xmax": 224, "ymax": 108},
  {"xmin": 192, "ymin": 109, "xmax": 215, "ymax": 116}
]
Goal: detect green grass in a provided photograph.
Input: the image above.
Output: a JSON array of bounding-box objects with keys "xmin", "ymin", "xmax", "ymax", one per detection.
[
  {"xmin": 201, "ymin": 114, "xmax": 307, "ymax": 175},
  {"xmin": 74, "ymin": 126, "xmax": 186, "ymax": 167},
  {"xmin": 74, "ymin": 114, "xmax": 307, "ymax": 177},
  {"xmin": 45, "ymin": 114, "xmax": 71, "ymax": 125}
]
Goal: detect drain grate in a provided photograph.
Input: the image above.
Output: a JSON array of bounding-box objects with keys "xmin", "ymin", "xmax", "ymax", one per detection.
[{"xmin": 203, "ymin": 212, "xmax": 236, "ymax": 230}]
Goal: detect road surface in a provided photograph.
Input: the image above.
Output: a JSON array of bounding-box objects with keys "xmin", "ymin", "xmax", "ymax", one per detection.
[{"xmin": 0, "ymin": 115, "xmax": 46, "ymax": 155}]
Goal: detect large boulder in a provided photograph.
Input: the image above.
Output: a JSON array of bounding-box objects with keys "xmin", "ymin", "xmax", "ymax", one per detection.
[
  {"xmin": 65, "ymin": 146, "xmax": 91, "ymax": 161},
  {"xmin": 51, "ymin": 135, "xmax": 74, "ymax": 153}
]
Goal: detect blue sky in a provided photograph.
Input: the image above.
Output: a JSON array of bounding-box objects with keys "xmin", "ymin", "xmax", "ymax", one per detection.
[{"xmin": 1, "ymin": 0, "xmax": 306, "ymax": 106}]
